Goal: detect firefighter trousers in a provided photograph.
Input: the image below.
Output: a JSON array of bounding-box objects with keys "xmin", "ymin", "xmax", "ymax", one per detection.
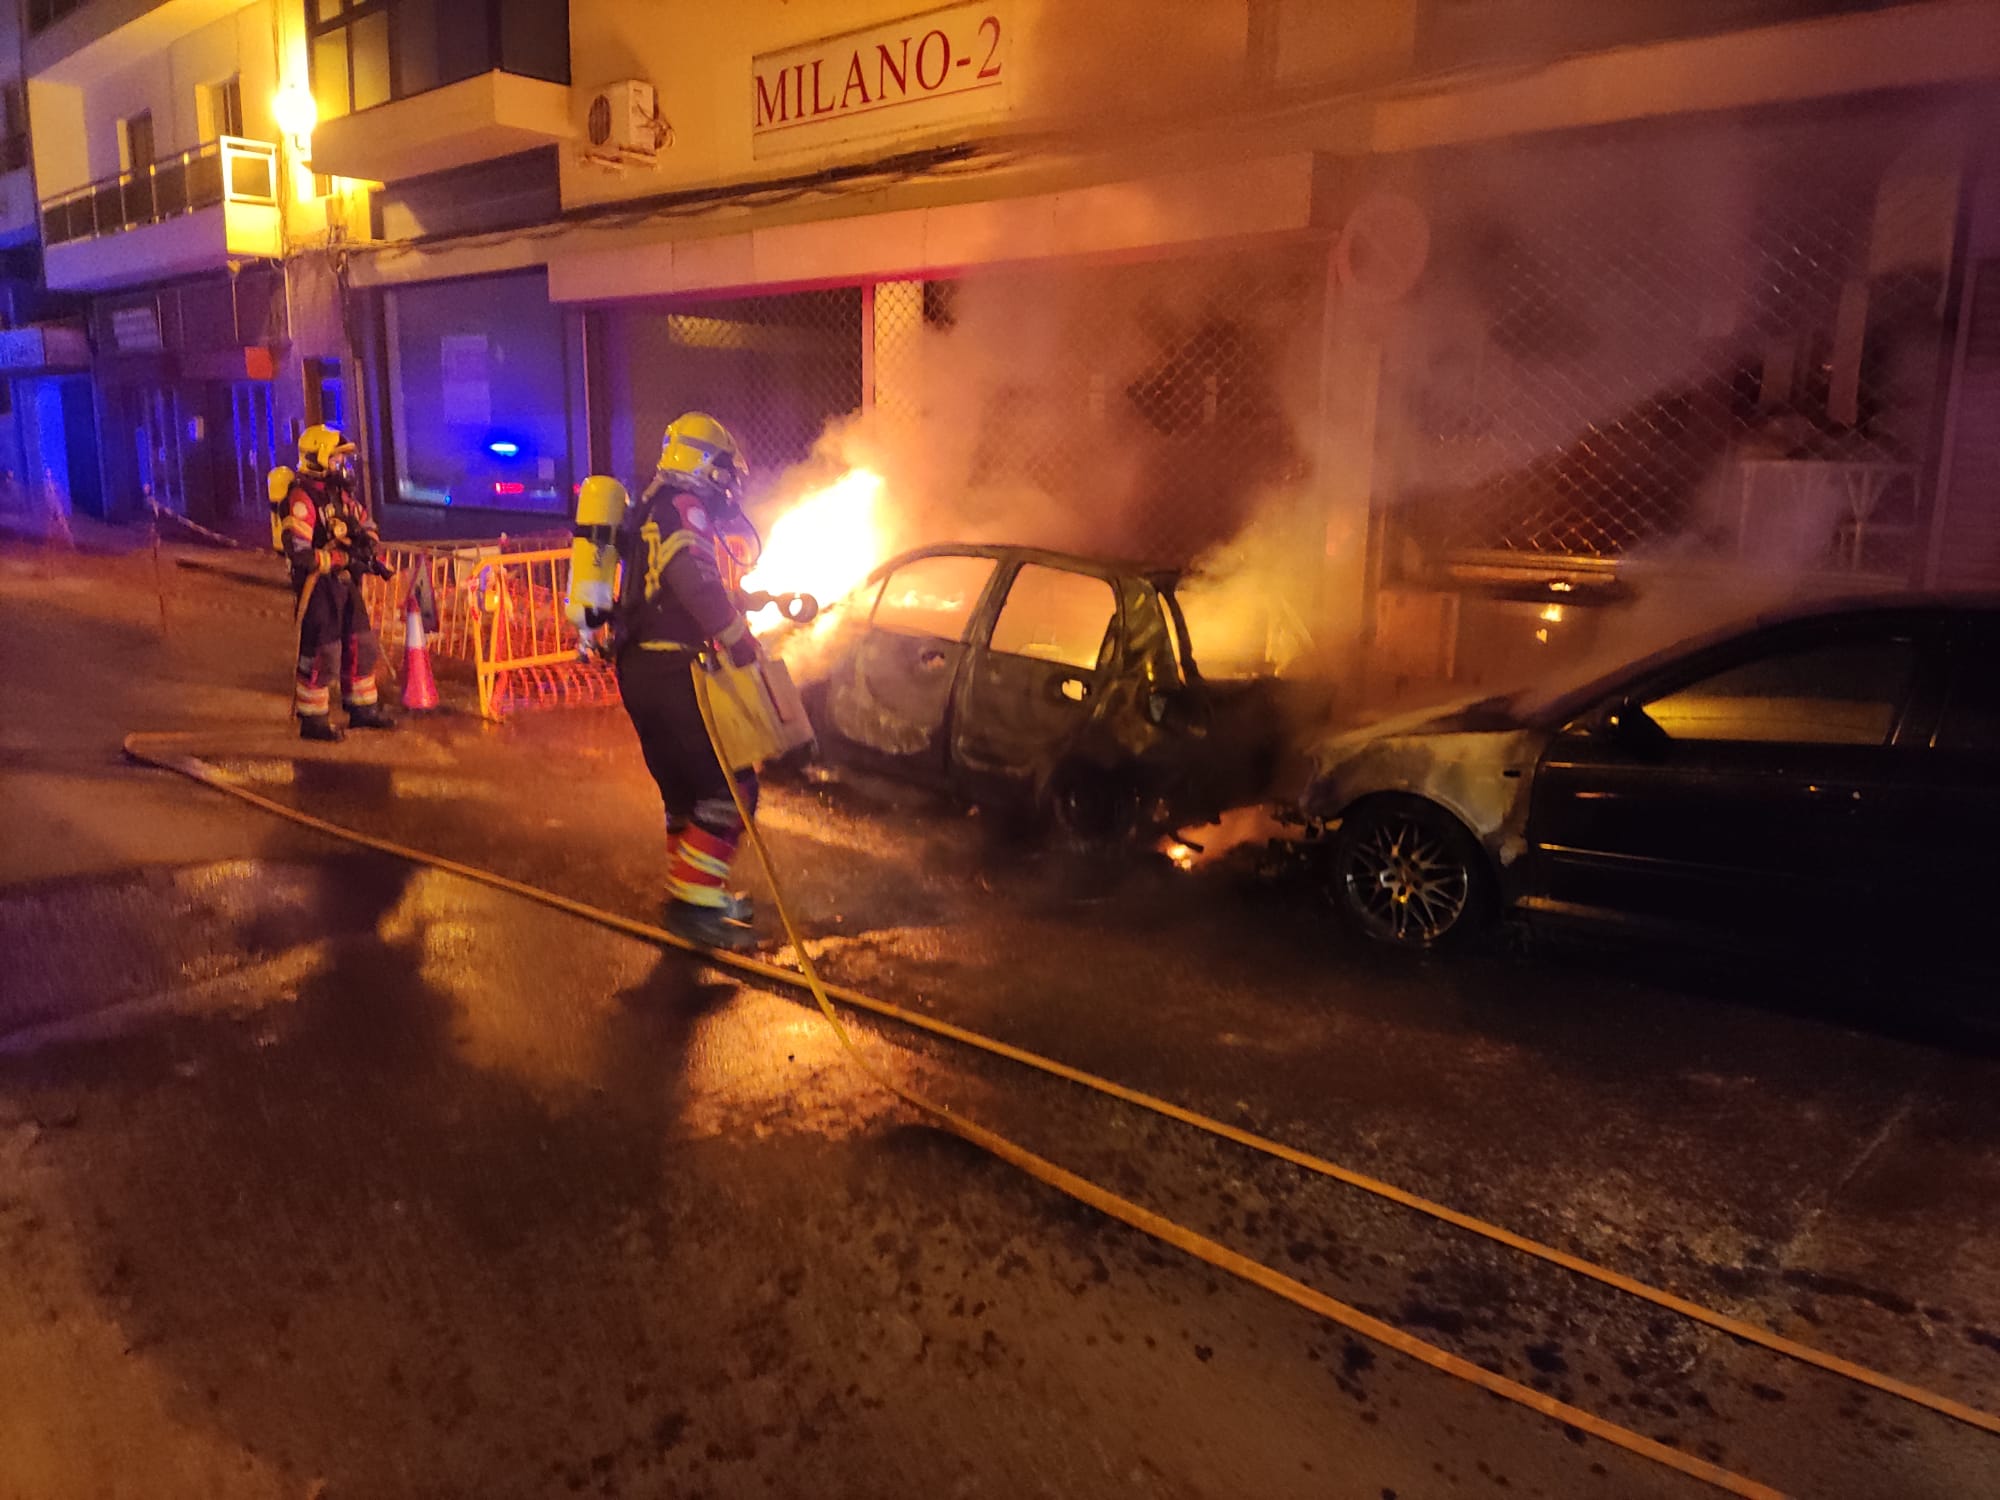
[
  {"xmin": 293, "ymin": 572, "xmax": 380, "ymax": 718},
  {"xmin": 616, "ymin": 645, "xmax": 759, "ymax": 908}
]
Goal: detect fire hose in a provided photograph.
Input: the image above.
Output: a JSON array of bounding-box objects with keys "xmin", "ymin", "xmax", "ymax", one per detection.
[{"xmin": 118, "ymin": 701, "xmax": 2000, "ymax": 1499}]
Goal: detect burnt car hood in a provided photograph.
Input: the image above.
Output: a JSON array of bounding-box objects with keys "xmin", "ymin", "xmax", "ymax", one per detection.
[{"xmin": 1300, "ymin": 694, "xmax": 1548, "ymax": 866}]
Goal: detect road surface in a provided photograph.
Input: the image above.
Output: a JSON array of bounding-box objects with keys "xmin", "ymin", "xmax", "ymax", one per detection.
[{"xmin": 3, "ymin": 540, "xmax": 1997, "ymax": 1499}]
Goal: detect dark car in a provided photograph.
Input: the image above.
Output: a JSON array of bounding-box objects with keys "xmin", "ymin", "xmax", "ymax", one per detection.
[
  {"xmin": 792, "ymin": 543, "xmax": 1327, "ymax": 840},
  {"xmin": 1297, "ymin": 595, "xmax": 2000, "ymax": 958}
]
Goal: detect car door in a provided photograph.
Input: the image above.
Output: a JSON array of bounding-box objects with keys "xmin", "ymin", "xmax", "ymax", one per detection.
[
  {"xmin": 822, "ymin": 551, "xmax": 1000, "ymax": 782},
  {"xmin": 951, "ymin": 560, "xmax": 1123, "ymax": 787},
  {"xmin": 1526, "ymin": 613, "xmax": 1938, "ymax": 943},
  {"xmin": 1884, "ymin": 610, "xmax": 2000, "ymax": 967}
]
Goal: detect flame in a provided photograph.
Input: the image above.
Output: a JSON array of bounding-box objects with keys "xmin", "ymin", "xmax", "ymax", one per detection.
[
  {"xmin": 743, "ymin": 467, "xmax": 889, "ymax": 637},
  {"xmin": 1154, "ymin": 807, "xmax": 1287, "ymax": 872}
]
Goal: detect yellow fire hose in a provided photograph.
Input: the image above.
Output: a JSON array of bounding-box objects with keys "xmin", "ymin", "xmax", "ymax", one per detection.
[{"xmin": 119, "ymin": 692, "xmax": 2000, "ymax": 1499}]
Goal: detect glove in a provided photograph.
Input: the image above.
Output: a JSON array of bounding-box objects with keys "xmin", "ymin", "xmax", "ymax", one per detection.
[{"xmin": 725, "ymin": 632, "xmax": 759, "ymax": 669}]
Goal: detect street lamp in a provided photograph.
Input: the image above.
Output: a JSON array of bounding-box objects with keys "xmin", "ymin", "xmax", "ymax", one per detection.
[{"xmin": 274, "ymin": 83, "xmax": 318, "ymax": 157}]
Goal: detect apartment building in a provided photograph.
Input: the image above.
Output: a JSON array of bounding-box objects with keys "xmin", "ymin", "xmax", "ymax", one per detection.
[
  {"xmin": 20, "ymin": 0, "xmax": 367, "ymax": 534},
  {"xmin": 16, "ymin": 0, "xmax": 2000, "ymax": 695}
]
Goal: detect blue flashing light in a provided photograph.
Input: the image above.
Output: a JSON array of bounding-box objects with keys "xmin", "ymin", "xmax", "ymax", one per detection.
[{"xmin": 488, "ymin": 440, "xmax": 521, "ymax": 458}]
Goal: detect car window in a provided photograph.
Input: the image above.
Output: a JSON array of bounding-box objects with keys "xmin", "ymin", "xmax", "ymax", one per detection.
[
  {"xmin": 1641, "ymin": 637, "xmax": 1918, "ymax": 746},
  {"xmin": 871, "ymin": 555, "xmax": 996, "ymax": 642},
  {"xmin": 987, "ymin": 564, "xmax": 1118, "ymax": 671},
  {"xmin": 1938, "ymin": 642, "xmax": 1999, "ymax": 750}
]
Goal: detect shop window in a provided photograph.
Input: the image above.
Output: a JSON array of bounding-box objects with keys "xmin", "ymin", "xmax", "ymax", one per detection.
[{"xmin": 383, "ymin": 271, "xmax": 570, "ymax": 513}]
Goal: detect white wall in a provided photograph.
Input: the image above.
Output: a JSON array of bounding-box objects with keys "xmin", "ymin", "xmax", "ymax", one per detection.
[
  {"xmin": 34, "ymin": 0, "xmax": 277, "ymax": 194},
  {"xmin": 565, "ymin": 0, "xmax": 1416, "ymax": 211}
]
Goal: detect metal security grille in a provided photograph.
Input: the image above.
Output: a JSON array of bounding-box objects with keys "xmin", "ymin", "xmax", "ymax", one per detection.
[
  {"xmin": 868, "ymin": 248, "xmax": 1324, "ymax": 566},
  {"xmin": 614, "ymin": 288, "xmax": 865, "ymax": 482},
  {"xmin": 1385, "ymin": 97, "xmax": 1961, "ymax": 580}
]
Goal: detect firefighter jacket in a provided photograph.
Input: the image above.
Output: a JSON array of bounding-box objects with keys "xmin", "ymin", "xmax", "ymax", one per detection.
[
  {"xmin": 282, "ymin": 474, "xmax": 379, "ymax": 586},
  {"xmin": 614, "ymin": 487, "xmax": 752, "ymax": 659}
]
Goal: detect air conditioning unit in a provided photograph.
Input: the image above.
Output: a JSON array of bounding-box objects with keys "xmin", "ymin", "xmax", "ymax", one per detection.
[{"xmin": 581, "ymin": 79, "xmax": 670, "ymax": 170}]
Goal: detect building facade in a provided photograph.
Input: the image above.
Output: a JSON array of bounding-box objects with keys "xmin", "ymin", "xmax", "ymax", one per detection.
[
  {"xmin": 18, "ymin": 0, "xmax": 2000, "ymax": 698},
  {"xmin": 19, "ymin": 0, "xmax": 368, "ymax": 536}
]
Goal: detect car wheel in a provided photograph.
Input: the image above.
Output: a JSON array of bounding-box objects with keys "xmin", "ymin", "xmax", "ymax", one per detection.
[
  {"xmin": 1328, "ymin": 797, "xmax": 1491, "ymax": 950},
  {"xmin": 1046, "ymin": 763, "xmax": 1143, "ymax": 848}
]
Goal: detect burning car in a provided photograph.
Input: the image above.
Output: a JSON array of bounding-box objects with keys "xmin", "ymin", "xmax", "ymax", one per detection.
[
  {"xmin": 1296, "ymin": 594, "xmax": 2000, "ymax": 959},
  {"xmin": 770, "ymin": 541, "xmax": 1326, "ymax": 842}
]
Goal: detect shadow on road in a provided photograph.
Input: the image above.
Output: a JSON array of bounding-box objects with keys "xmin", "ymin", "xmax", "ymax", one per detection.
[{"xmin": 14, "ymin": 854, "xmax": 751, "ymax": 1496}]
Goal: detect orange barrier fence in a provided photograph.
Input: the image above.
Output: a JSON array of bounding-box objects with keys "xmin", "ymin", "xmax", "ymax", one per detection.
[{"xmin": 364, "ymin": 539, "xmax": 617, "ymax": 720}]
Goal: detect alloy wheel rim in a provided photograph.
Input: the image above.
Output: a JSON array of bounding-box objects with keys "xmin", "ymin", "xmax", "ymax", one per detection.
[{"xmin": 1342, "ymin": 815, "xmax": 1471, "ymax": 946}]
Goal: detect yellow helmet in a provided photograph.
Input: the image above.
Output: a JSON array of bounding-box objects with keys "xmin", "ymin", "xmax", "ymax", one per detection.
[
  {"xmin": 297, "ymin": 423, "xmax": 356, "ymax": 476},
  {"xmin": 656, "ymin": 412, "xmax": 747, "ymax": 510}
]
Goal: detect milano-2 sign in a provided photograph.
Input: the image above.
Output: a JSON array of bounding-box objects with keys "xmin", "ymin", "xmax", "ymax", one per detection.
[{"xmin": 751, "ymin": 3, "xmax": 1012, "ymax": 158}]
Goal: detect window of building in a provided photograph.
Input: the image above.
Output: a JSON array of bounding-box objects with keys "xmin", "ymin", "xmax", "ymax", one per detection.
[
  {"xmin": 1641, "ymin": 636, "xmax": 1919, "ymax": 746},
  {"xmin": 309, "ymin": 0, "xmax": 570, "ymax": 122},
  {"xmin": 871, "ymin": 556, "xmax": 997, "ymax": 643},
  {"xmin": 306, "ymin": 357, "xmax": 347, "ymax": 431},
  {"xmin": 198, "ymin": 76, "xmax": 245, "ymax": 142},
  {"xmin": 383, "ymin": 270, "xmax": 570, "ymax": 513},
  {"xmin": 27, "ymin": 0, "xmax": 88, "ymax": 34},
  {"xmin": 121, "ymin": 112, "xmax": 156, "ymax": 174},
  {"xmin": 0, "ymin": 85, "xmax": 27, "ymax": 174},
  {"xmin": 987, "ymin": 565, "xmax": 1119, "ymax": 672}
]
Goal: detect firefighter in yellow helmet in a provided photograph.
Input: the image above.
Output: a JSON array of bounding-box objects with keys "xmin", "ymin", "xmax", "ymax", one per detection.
[
  {"xmin": 281, "ymin": 424, "xmax": 394, "ymax": 742},
  {"xmin": 613, "ymin": 412, "xmax": 763, "ymax": 949}
]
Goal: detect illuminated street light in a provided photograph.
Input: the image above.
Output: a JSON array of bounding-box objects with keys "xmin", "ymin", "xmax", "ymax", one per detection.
[{"xmin": 274, "ymin": 84, "xmax": 318, "ymax": 156}]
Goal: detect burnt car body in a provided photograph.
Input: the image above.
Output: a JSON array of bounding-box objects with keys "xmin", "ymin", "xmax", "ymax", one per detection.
[
  {"xmin": 1298, "ymin": 596, "xmax": 2000, "ymax": 960},
  {"xmin": 797, "ymin": 543, "xmax": 1325, "ymax": 838}
]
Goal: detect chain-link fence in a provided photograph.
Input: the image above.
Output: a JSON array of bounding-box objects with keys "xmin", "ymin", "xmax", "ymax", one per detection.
[
  {"xmin": 1383, "ymin": 94, "xmax": 1963, "ymax": 582},
  {"xmin": 606, "ymin": 288, "xmax": 865, "ymax": 483},
  {"xmin": 870, "ymin": 247, "xmax": 1325, "ymax": 566},
  {"xmin": 624, "ymin": 246, "xmax": 1326, "ymax": 569}
]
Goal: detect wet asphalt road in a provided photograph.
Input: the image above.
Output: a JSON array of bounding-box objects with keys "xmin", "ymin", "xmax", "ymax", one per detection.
[{"xmin": 4, "ymin": 543, "xmax": 2000, "ymax": 1499}]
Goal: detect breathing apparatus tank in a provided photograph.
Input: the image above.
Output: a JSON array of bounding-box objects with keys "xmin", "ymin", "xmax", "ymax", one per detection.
[
  {"xmin": 267, "ymin": 465, "xmax": 296, "ymax": 553},
  {"xmin": 566, "ymin": 474, "xmax": 631, "ymax": 656}
]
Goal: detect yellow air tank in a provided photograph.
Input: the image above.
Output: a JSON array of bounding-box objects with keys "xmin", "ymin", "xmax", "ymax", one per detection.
[
  {"xmin": 566, "ymin": 475, "xmax": 630, "ymax": 655},
  {"xmin": 266, "ymin": 465, "xmax": 296, "ymax": 553}
]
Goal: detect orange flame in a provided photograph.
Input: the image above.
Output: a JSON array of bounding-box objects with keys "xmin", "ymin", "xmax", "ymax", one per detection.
[{"xmin": 744, "ymin": 468, "xmax": 889, "ymax": 637}]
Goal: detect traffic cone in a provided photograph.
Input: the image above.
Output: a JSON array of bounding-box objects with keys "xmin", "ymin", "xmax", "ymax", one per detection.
[{"xmin": 401, "ymin": 600, "xmax": 439, "ymax": 711}]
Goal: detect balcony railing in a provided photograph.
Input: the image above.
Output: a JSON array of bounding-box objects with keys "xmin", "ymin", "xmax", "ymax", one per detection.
[{"xmin": 39, "ymin": 137, "xmax": 278, "ymax": 249}]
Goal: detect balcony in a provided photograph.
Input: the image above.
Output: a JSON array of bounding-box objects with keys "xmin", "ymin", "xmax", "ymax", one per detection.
[
  {"xmin": 310, "ymin": 69, "xmax": 571, "ymax": 185},
  {"xmin": 305, "ymin": 0, "xmax": 570, "ymax": 184},
  {"xmin": 39, "ymin": 136, "xmax": 281, "ymax": 293},
  {"xmin": 25, "ymin": 1, "xmax": 261, "ymax": 84}
]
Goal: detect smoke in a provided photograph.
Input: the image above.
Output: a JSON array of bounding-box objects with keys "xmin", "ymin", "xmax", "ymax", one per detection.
[
  {"xmin": 750, "ymin": 254, "xmax": 1316, "ymax": 571},
  {"xmin": 751, "ymin": 92, "xmax": 1967, "ymax": 732}
]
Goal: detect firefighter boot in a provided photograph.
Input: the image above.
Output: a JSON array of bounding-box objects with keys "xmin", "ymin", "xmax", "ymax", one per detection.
[
  {"xmin": 346, "ymin": 703, "xmax": 396, "ymax": 731},
  {"xmin": 299, "ymin": 714, "xmax": 344, "ymax": 743},
  {"xmin": 664, "ymin": 899, "xmax": 757, "ymax": 953}
]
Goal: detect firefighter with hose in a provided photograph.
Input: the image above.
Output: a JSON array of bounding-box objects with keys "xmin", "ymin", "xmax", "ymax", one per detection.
[
  {"xmin": 596, "ymin": 413, "xmax": 766, "ymax": 949},
  {"xmin": 280, "ymin": 425, "xmax": 395, "ymax": 742}
]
